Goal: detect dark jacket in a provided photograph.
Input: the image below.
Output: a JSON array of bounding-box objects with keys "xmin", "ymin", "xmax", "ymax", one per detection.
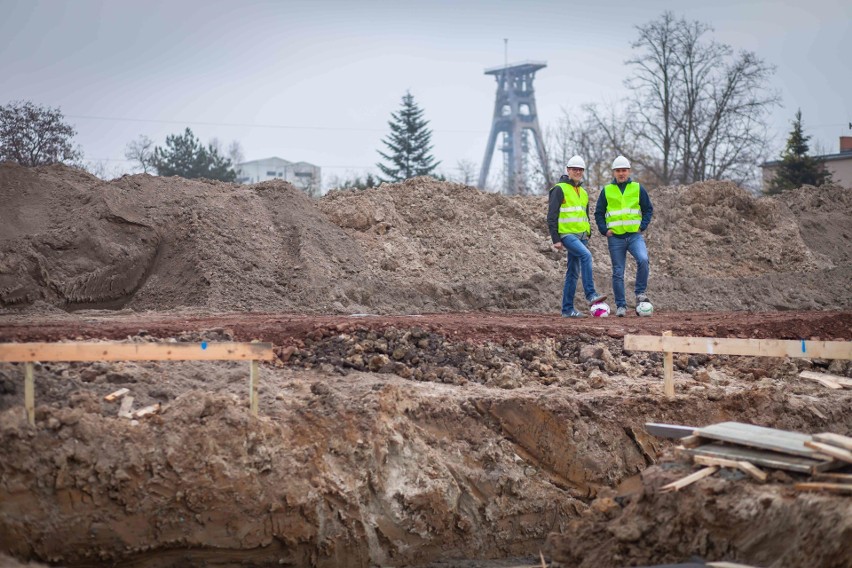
[
  {"xmin": 547, "ymin": 175, "xmax": 591, "ymax": 243},
  {"xmin": 594, "ymin": 177, "xmax": 653, "ymax": 237}
]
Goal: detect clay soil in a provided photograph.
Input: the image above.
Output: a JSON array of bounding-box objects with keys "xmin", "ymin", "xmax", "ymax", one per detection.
[{"xmin": 1, "ymin": 164, "xmax": 851, "ymax": 568}]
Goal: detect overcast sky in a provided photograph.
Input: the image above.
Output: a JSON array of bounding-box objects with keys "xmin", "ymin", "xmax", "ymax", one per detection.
[{"xmin": 2, "ymin": 0, "xmax": 850, "ymax": 189}]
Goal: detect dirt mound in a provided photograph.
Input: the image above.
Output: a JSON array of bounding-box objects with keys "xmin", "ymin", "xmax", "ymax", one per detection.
[{"xmin": 1, "ymin": 164, "xmax": 851, "ymax": 315}]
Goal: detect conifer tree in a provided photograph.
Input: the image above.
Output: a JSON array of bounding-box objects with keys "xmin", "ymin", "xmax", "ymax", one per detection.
[
  {"xmin": 767, "ymin": 110, "xmax": 832, "ymax": 194},
  {"xmin": 377, "ymin": 92, "xmax": 440, "ymax": 182},
  {"xmin": 151, "ymin": 128, "xmax": 236, "ymax": 182}
]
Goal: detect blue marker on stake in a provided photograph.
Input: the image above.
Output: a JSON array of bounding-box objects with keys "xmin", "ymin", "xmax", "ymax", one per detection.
[{"xmin": 801, "ymin": 340, "xmax": 806, "ymax": 353}]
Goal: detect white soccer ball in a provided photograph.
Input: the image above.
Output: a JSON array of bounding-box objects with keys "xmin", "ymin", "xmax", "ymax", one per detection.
[
  {"xmin": 590, "ymin": 302, "xmax": 610, "ymax": 318},
  {"xmin": 636, "ymin": 301, "xmax": 654, "ymax": 317}
]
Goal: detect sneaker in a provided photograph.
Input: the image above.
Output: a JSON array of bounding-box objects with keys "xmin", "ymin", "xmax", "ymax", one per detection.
[
  {"xmin": 563, "ymin": 310, "xmax": 587, "ymax": 318},
  {"xmin": 616, "ymin": 306, "xmax": 627, "ymax": 317},
  {"xmin": 588, "ymin": 294, "xmax": 608, "ymax": 305},
  {"xmin": 636, "ymin": 293, "xmax": 649, "ymax": 304}
]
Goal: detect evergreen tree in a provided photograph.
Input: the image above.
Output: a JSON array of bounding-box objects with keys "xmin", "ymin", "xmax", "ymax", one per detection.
[
  {"xmin": 151, "ymin": 128, "xmax": 236, "ymax": 182},
  {"xmin": 767, "ymin": 110, "xmax": 832, "ymax": 194},
  {"xmin": 377, "ymin": 92, "xmax": 440, "ymax": 182}
]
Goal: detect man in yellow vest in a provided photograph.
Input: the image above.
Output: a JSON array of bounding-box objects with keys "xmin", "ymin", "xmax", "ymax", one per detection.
[
  {"xmin": 594, "ymin": 156, "xmax": 654, "ymax": 317},
  {"xmin": 547, "ymin": 155, "xmax": 607, "ymax": 318}
]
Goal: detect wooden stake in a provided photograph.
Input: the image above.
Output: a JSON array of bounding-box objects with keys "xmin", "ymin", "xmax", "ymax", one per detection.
[
  {"xmin": 662, "ymin": 331, "xmax": 674, "ymax": 398},
  {"xmin": 794, "ymin": 482, "xmax": 852, "ymax": 495},
  {"xmin": 24, "ymin": 362, "xmax": 34, "ymax": 426},
  {"xmin": 249, "ymin": 359, "xmax": 259, "ymax": 417}
]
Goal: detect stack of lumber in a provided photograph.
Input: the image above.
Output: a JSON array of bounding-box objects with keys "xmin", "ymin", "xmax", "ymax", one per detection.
[{"xmin": 645, "ymin": 421, "xmax": 852, "ymax": 494}]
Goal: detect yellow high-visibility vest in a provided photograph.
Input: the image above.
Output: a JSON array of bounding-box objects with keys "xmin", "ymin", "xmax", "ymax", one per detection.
[
  {"xmin": 604, "ymin": 182, "xmax": 641, "ymax": 234},
  {"xmin": 554, "ymin": 183, "xmax": 590, "ymax": 235}
]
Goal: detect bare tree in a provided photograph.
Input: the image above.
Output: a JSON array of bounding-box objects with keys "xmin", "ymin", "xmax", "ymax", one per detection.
[
  {"xmin": 124, "ymin": 135, "xmax": 154, "ymax": 173},
  {"xmin": 0, "ymin": 101, "xmax": 82, "ymax": 166},
  {"xmin": 587, "ymin": 11, "xmax": 778, "ymax": 187},
  {"xmin": 452, "ymin": 159, "xmax": 479, "ymax": 186},
  {"xmin": 227, "ymin": 140, "xmax": 245, "ymax": 168}
]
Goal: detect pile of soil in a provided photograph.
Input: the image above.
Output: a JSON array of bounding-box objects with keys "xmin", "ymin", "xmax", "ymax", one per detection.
[
  {"xmin": 1, "ymin": 163, "xmax": 850, "ymax": 315},
  {"xmin": 2, "ymin": 164, "xmax": 851, "ymax": 568}
]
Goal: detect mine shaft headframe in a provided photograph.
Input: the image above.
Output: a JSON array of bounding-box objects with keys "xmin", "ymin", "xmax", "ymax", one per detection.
[{"xmin": 479, "ymin": 60, "xmax": 551, "ymax": 195}]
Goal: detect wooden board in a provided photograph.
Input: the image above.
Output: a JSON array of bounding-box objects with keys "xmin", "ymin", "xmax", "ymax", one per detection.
[
  {"xmin": 813, "ymin": 432, "xmax": 852, "ymax": 452},
  {"xmin": 799, "ymin": 370, "xmax": 852, "ymax": 389},
  {"xmin": 798, "ymin": 371, "xmax": 842, "ymax": 389},
  {"xmin": 104, "ymin": 388, "xmax": 130, "ymax": 402},
  {"xmin": 692, "ymin": 422, "xmax": 819, "ymax": 459},
  {"xmin": 624, "ymin": 335, "xmax": 852, "ymax": 359},
  {"xmin": 685, "ymin": 442, "xmax": 833, "ymax": 474},
  {"xmin": 0, "ymin": 342, "xmax": 275, "ymax": 362},
  {"xmin": 118, "ymin": 396, "xmax": 134, "ymax": 419}
]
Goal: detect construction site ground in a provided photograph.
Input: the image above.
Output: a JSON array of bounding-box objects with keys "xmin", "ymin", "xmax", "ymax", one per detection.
[{"xmin": 1, "ymin": 164, "xmax": 851, "ymax": 568}]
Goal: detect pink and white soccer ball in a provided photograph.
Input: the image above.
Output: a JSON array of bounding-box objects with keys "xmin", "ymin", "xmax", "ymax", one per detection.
[{"xmin": 590, "ymin": 302, "xmax": 610, "ymax": 317}]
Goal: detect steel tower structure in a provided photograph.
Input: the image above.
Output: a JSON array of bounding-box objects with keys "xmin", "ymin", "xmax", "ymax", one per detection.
[{"xmin": 478, "ymin": 61, "xmax": 551, "ymax": 194}]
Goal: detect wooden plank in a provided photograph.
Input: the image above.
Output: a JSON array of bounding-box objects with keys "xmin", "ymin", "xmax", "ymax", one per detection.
[
  {"xmin": 794, "ymin": 482, "xmax": 852, "ymax": 495},
  {"xmin": 644, "ymin": 423, "xmax": 696, "ymax": 439},
  {"xmin": 813, "ymin": 472, "xmax": 852, "ymax": 483},
  {"xmin": 798, "ymin": 371, "xmax": 842, "ymax": 389},
  {"xmin": 118, "ymin": 396, "xmax": 134, "ymax": 419},
  {"xmin": 679, "ymin": 435, "xmax": 704, "ymax": 449},
  {"xmin": 812, "ymin": 432, "xmax": 852, "ymax": 452},
  {"xmin": 692, "ymin": 455, "xmax": 767, "ymax": 482},
  {"xmin": 24, "ymin": 362, "xmax": 34, "ymax": 427},
  {"xmin": 0, "ymin": 342, "xmax": 275, "ymax": 362},
  {"xmin": 686, "ymin": 443, "xmax": 832, "ymax": 474},
  {"xmin": 662, "ymin": 331, "xmax": 674, "ymax": 398},
  {"xmin": 799, "ymin": 370, "xmax": 852, "ymax": 389},
  {"xmin": 104, "ymin": 388, "xmax": 130, "ymax": 402},
  {"xmin": 804, "ymin": 441, "xmax": 852, "ymax": 464},
  {"xmin": 660, "ymin": 466, "xmax": 718, "ymax": 492},
  {"xmin": 249, "ymin": 359, "xmax": 259, "ymax": 417},
  {"xmin": 693, "ymin": 422, "xmax": 819, "ymax": 458},
  {"xmin": 133, "ymin": 403, "xmax": 160, "ymax": 418},
  {"xmin": 624, "ymin": 335, "xmax": 852, "ymax": 359}
]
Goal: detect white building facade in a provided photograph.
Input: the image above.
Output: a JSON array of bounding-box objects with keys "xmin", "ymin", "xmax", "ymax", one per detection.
[{"xmin": 235, "ymin": 157, "xmax": 321, "ymax": 195}]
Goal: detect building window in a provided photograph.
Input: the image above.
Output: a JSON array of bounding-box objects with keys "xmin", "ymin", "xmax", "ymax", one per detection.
[{"xmin": 266, "ymin": 171, "xmax": 276, "ymax": 176}]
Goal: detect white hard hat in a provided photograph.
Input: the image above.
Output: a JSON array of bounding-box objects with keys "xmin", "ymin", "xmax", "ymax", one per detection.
[
  {"xmin": 566, "ymin": 155, "xmax": 586, "ymax": 169},
  {"xmin": 612, "ymin": 155, "xmax": 631, "ymax": 169}
]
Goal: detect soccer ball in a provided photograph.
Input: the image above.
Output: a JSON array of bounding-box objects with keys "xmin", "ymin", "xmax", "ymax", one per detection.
[
  {"xmin": 590, "ymin": 302, "xmax": 610, "ymax": 317},
  {"xmin": 636, "ymin": 301, "xmax": 654, "ymax": 317}
]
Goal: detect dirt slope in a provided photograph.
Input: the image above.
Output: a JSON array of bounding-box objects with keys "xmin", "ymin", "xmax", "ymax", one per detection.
[{"xmin": 1, "ymin": 164, "xmax": 850, "ymax": 315}]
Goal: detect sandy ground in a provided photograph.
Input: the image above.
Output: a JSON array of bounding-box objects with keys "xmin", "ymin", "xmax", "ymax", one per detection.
[{"xmin": 1, "ymin": 165, "xmax": 851, "ymax": 568}]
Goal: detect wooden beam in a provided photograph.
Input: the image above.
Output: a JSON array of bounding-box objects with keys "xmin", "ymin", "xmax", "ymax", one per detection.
[
  {"xmin": 692, "ymin": 455, "xmax": 767, "ymax": 482},
  {"xmin": 0, "ymin": 342, "xmax": 275, "ymax": 362},
  {"xmin": 660, "ymin": 466, "xmax": 718, "ymax": 492},
  {"xmin": 804, "ymin": 441, "xmax": 852, "ymax": 464},
  {"xmin": 24, "ymin": 362, "xmax": 34, "ymax": 427},
  {"xmin": 624, "ymin": 335, "xmax": 852, "ymax": 359},
  {"xmin": 249, "ymin": 359, "xmax": 259, "ymax": 417},
  {"xmin": 812, "ymin": 432, "xmax": 852, "ymax": 452},
  {"xmin": 662, "ymin": 331, "xmax": 675, "ymax": 398},
  {"xmin": 813, "ymin": 472, "xmax": 852, "ymax": 483},
  {"xmin": 794, "ymin": 482, "xmax": 852, "ymax": 495}
]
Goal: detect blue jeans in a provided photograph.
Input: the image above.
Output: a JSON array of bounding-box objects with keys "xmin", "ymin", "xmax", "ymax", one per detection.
[
  {"xmin": 560, "ymin": 234, "xmax": 598, "ymax": 314},
  {"xmin": 607, "ymin": 232, "xmax": 649, "ymax": 308}
]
